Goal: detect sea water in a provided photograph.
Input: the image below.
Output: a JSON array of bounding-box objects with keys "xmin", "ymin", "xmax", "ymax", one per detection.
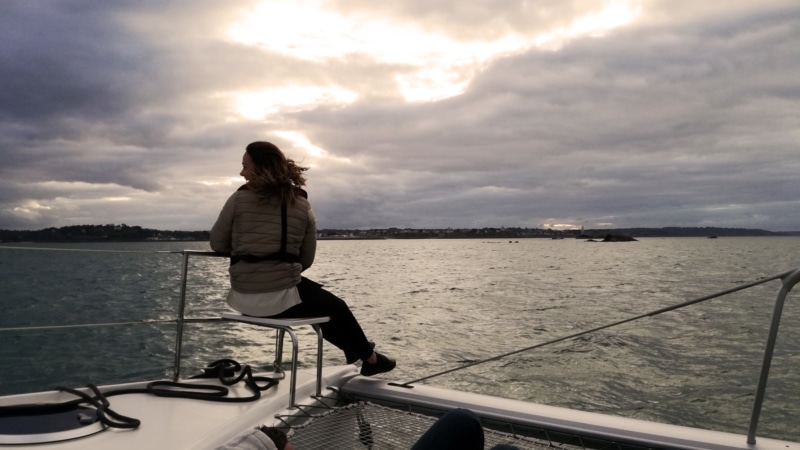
[{"xmin": 0, "ymin": 237, "xmax": 798, "ymax": 442}]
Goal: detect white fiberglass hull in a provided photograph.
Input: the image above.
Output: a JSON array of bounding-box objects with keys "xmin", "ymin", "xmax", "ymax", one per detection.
[
  {"xmin": 2, "ymin": 365, "xmax": 799, "ymax": 450},
  {"xmin": 0, "ymin": 365, "xmax": 358, "ymax": 450}
]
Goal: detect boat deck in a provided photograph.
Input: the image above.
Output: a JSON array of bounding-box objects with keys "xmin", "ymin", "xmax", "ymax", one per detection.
[
  {"xmin": 0, "ymin": 365, "xmax": 357, "ymax": 450},
  {"xmin": 3, "ymin": 365, "xmax": 800, "ymax": 450}
]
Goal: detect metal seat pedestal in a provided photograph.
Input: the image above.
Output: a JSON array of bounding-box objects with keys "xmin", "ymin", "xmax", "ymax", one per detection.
[{"xmin": 221, "ymin": 313, "xmax": 330, "ymax": 408}]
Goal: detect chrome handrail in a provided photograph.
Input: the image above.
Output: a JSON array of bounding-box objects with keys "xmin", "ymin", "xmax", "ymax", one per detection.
[
  {"xmin": 172, "ymin": 250, "xmax": 229, "ymax": 381},
  {"xmin": 747, "ymin": 268, "xmax": 800, "ymax": 444}
]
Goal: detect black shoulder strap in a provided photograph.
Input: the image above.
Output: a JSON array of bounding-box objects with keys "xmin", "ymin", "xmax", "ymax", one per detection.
[
  {"xmin": 231, "ymin": 200, "xmax": 299, "ymax": 266},
  {"xmin": 279, "ymin": 200, "xmax": 288, "ymax": 256}
]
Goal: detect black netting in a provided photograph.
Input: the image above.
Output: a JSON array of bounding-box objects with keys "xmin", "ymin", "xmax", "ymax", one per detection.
[{"xmin": 282, "ymin": 402, "xmax": 582, "ymax": 450}]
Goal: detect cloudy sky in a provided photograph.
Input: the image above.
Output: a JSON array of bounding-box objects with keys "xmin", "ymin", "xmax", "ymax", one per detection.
[{"xmin": 1, "ymin": 1, "xmax": 798, "ymax": 232}]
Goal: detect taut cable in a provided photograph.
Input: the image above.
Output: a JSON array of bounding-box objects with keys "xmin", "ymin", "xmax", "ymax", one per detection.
[{"xmin": 400, "ymin": 270, "xmax": 792, "ymax": 386}]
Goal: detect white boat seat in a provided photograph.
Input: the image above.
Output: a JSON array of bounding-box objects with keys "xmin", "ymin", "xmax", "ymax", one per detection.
[{"xmin": 220, "ymin": 313, "xmax": 330, "ymax": 409}]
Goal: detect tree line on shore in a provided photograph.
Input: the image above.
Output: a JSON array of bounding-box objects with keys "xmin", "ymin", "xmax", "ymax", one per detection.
[
  {"xmin": 0, "ymin": 224, "xmax": 210, "ymax": 243},
  {"xmin": 0, "ymin": 224, "xmax": 795, "ymax": 243}
]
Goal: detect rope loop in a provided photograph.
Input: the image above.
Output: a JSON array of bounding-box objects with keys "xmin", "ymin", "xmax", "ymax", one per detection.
[{"xmin": 0, "ymin": 359, "xmax": 278, "ymax": 434}]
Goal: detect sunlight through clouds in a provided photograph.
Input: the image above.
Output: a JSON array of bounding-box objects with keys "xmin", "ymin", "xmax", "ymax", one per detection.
[
  {"xmin": 544, "ymin": 223, "xmax": 582, "ymax": 230},
  {"xmin": 226, "ymin": 0, "xmax": 642, "ymax": 106},
  {"xmin": 569, "ymin": 1, "xmax": 641, "ymax": 37},
  {"xmin": 222, "ymin": 85, "xmax": 358, "ymax": 120},
  {"xmin": 275, "ymin": 131, "xmax": 328, "ymax": 158},
  {"xmin": 395, "ymin": 67, "xmax": 474, "ymax": 103},
  {"xmin": 227, "ymin": 0, "xmax": 481, "ymax": 65},
  {"xmin": 13, "ymin": 201, "xmax": 52, "ymax": 216},
  {"xmin": 199, "ymin": 177, "xmax": 244, "ymax": 187},
  {"xmin": 275, "ymin": 130, "xmax": 352, "ymax": 165},
  {"xmin": 532, "ymin": 1, "xmax": 641, "ymax": 47}
]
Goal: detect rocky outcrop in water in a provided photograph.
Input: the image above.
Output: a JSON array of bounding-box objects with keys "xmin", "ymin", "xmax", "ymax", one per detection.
[{"xmin": 602, "ymin": 234, "xmax": 637, "ymax": 242}]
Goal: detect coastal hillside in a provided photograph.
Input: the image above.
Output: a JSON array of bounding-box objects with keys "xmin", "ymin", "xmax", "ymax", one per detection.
[
  {"xmin": 0, "ymin": 224, "xmax": 209, "ymax": 243},
  {"xmin": 0, "ymin": 224, "xmax": 796, "ymax": 243}
]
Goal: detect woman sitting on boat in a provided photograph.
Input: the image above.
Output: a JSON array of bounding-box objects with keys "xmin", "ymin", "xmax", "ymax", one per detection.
[{"xmin": 210, "ymin": 141, "xmax": 395, "ymax": 376}]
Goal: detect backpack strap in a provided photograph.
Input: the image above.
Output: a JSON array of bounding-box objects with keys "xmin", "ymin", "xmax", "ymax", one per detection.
[{"xmin": 230, "ymin": 200, "xmax": 299, "ymax": 265}]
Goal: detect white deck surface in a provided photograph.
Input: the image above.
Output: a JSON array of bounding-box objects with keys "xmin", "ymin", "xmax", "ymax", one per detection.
[
  {"xmin": 3, "ymin": 366, "xmax": 799, "ymax": 450},
  {"xmin": 0, "ymin": 365, "xmax": 358, "ymax": 450}
]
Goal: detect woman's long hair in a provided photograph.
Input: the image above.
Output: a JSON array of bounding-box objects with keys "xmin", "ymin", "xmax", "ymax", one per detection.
[{"xmin": 244, "ymin": 141, "xmax": 308, "ymax": 203}]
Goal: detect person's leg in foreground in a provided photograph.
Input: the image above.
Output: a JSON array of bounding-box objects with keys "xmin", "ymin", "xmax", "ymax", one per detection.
[{"xmin": 411, "ymin": 409, "xmax": 484, "ymax": 450}]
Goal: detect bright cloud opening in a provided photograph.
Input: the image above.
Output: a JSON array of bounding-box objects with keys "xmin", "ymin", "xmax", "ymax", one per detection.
[
  {"xmin": 275, "ymin": 131, "xmax": 328, "ymax": 158},
  {"xmin": 569, "ymin": 1, "xmax": 641, "ymax": 37},
  {"xmin": 225, "ymin": 0, "xmax": 642, "ymax": 106},
  {"xmin": 395, "ymin": 68, "xmax": 474, "ymax": 103},
  {"xmin": 222, "ymin": 85, "xmax": 358, "ymax": 121},
  {"xmin": 199, "ymin": 177, "xmax": 243, "ymax": 187},
  {"xmin": 275, "ymin": 131, "xmax": 352, "ymax": 165},
  {"xmin": 544, "ymin": 223, "xmax": 582, "ymax": 230},
  {"xmin": 13, "ymin": 201, "xmax": 52, "ymax": 216}
]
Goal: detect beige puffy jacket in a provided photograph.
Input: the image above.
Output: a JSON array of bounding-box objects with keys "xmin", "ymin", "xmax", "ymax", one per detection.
[{"xmin": 210, "ymin": 187, "xmax": 316, "ymax": 293}]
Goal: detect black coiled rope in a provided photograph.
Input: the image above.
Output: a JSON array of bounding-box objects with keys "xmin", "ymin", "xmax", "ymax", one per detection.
[
  {"xmin": 0, "ymin": 359, "xmax": 278, "ymax": 431},
  {"xmin": 57, "ymin": 384, "xmax": 141, "ymax": 429}
]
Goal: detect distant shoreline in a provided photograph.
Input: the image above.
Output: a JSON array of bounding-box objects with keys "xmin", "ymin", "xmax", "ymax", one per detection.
[{"xmin": 0, "ymin": 224, "xmax": 797, "ymax": 243}]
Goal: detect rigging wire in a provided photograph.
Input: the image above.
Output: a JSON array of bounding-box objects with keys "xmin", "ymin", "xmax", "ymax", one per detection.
[
  {"xmin": 0, "ymin": 319, "xmax": 178, "ymax": 333},
  {"xmin": 0, "ymin": 245, "xmax": 181, "ymax": 254},
  {"xmin": 399, "ymin": 269, "xmax": 793, "ymax": 386},
  {"xmin": 0, "ymin": 247, "xmax": 228, "ymax": 333}
]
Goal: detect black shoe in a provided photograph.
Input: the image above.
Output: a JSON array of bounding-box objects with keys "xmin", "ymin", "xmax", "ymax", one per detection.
[
  {"xmin": 345, "ymin": 341, "xmax": 375, "ymax": 365},
  {"xmin": 360, "ymin": 352, "xmax": 396, "ymax": 376}
]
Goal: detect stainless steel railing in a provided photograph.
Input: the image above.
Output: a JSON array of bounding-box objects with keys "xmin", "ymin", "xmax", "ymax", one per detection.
[
  {"xmin": 747, "ymin": 268, "xmax": 800, "ymax": 444},
  {"xmin": 172, "ymin": 250, "xmax": 229, "ymax": 381}
]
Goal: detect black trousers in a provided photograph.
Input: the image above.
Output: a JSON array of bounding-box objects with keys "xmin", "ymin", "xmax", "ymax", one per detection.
[{"xmin": 268, "ymin": 277, "xmax": 374, "ymax": 361}]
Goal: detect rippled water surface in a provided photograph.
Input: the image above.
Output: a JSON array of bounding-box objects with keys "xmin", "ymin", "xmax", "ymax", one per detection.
[{"xmin": 1, "ymin": 237, "xmax": 799, "ymax": 442}]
